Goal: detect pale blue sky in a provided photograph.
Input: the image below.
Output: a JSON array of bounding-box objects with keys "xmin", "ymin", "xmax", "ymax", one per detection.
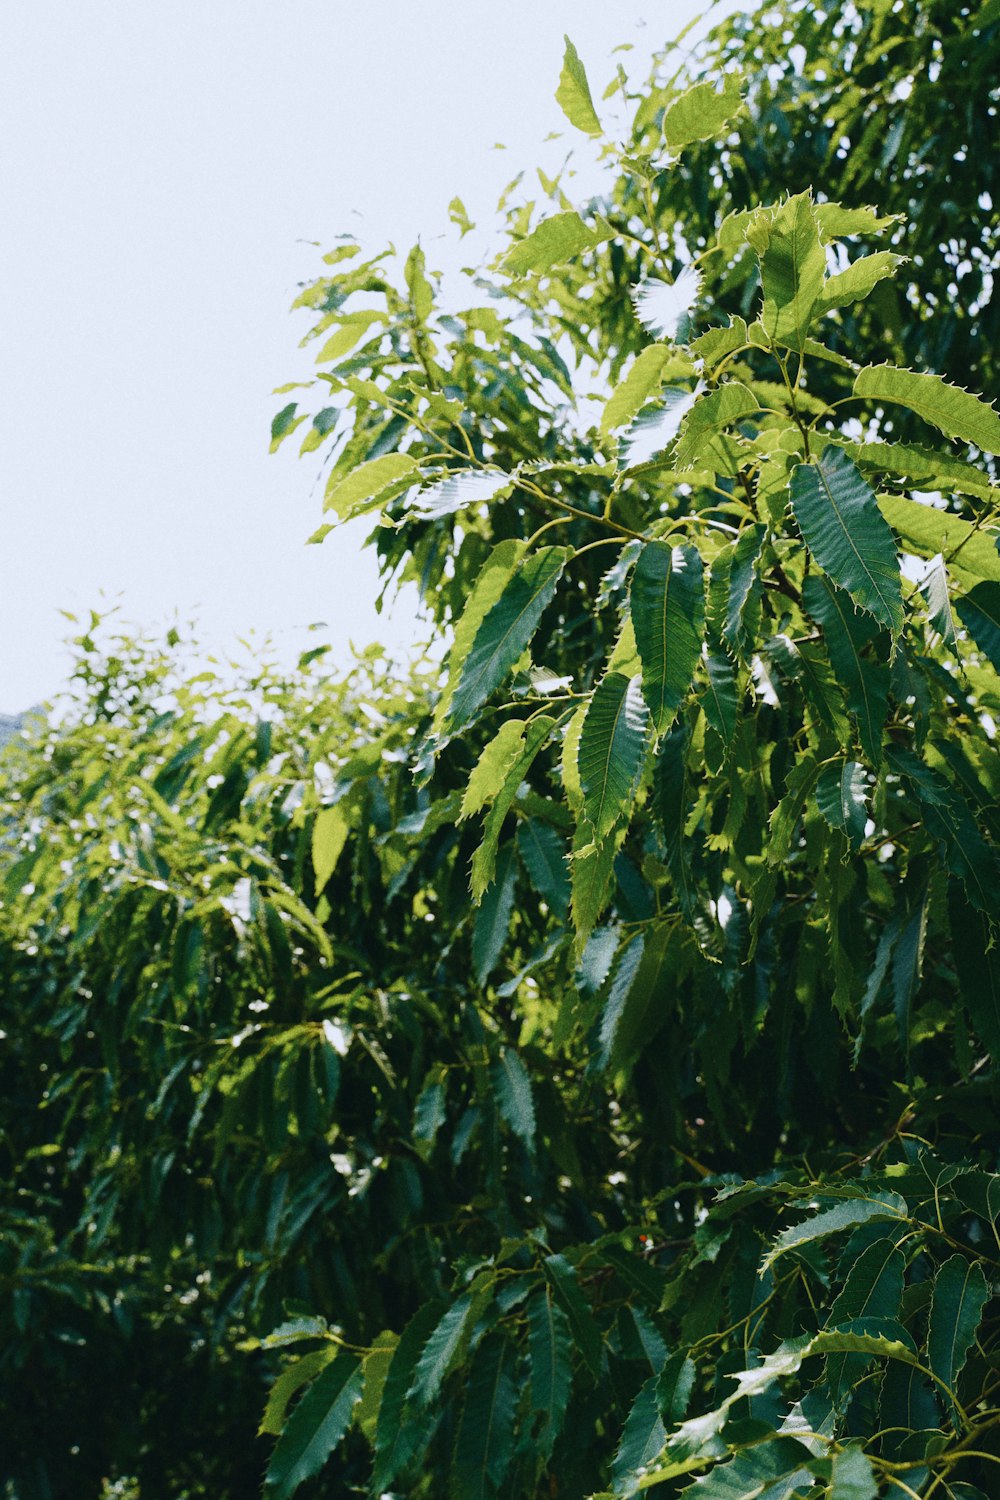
[{"xmin": 1, "ymin": 1, "xmax": 728, "ymax": 709}]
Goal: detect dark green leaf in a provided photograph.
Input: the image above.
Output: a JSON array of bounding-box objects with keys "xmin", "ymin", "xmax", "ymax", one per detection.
[
  {"xmin": 264, "ymin": 1352, "xmax": 362, "ymax": 1499},
  {"xmin": 579, "ymin": 673, "xmax": 650, "ymax": 839}
]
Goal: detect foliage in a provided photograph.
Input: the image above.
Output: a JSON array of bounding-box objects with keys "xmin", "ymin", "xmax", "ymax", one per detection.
[{"xmin": 3, "ymin": 5, "xmax": 1000, "ymax": 1499}]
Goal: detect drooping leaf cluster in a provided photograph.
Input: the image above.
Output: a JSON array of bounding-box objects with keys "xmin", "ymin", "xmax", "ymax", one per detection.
[{"xmin": 3, "ymin": 5, "xmax": 1000, "ymax": 1498}]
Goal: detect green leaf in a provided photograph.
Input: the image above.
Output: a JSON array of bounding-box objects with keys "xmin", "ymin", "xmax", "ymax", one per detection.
[
  {"xmin": 766, "ymin": 756, "xmax": 821, "ymax": 867},
  {"xmin": 674, "ymin": 383, "xmax": 759, "ymax": 467},
  {"xmin": 662, "ymin": 1437, "xmax": 815, "ymax": 1498},
  {"xmin": 702, "ymin": 652, "xmax": 739, "ymax": 748},
  {"xmin": 323, "ymin": 452, "xmax": 418, "ymax": 519},
  {"xmin": 410, "ymin": 1295, "xmax": 475, "ymax": 1406},
  {"xmin": 432, "ymin": 539, "xmax": 525, "ymax": 739},
  {"xmin": 555, "ymin": 35, "xmax": 601, "ymax": 136},
  {"xmin": 612, "ymin": 1375, "xmax": 666, "ymax": 1497},
  {"xmin": 517, "ymin": 819, "xmax": 570, "ymax": 917},
  {"xmin": 815, "ymin": 761, "xmax": 868, "ymax": 850},
  {"xmin": 877, "ymin": 493, "xmax": 1000, "ymax": 588},
  {"xmin": 763, "ymin": 1190, "xmax": 908, "ymax": 1268},
  {"xmin": 791, "ymin": 446, "xmax": 903, "ymax": 633},
  {"xmin": 949, "ymin": 885, "xmax": 1000, "ymax": 1059},
  {"xmin": 631, "ymin": 542, "xmax": 705, "ymax": 736},
  {"xmin": 802, "ymin": 575, "xmax": 890, "ymax": 763},
  {"xmin": 829, "ymin": 1446, "xmax": 878, "ymax": 1499},
  {"xmin": 579, "ymin": 673, "xmax": 650, "ymax": 839},
  {"xmin": 846, "ymin": 438, "xmax": 997, "ymax": 502},
  {"xmin": 749, "ymin": 192, "xmax": 826, "ymax": 351},
  {"xmin": 502, "ymin": 212, "xmax": 610, "ymax": 277},
  {"xmin": 412, "ymin": 1066, "xmax": 447, "ymax": 1149},
  {"xmin": 891, "ymin": 897, "xmax": 928, "ymax": 1053},
  {"xmin": 373, "ymin": 1302, "xmax": 444, "ymax": 1490},
  {"xmin": 543, "ymin": 1253, "xmax": 603, "ymax": 1378},
  {"xmin": 661, "ymin": 73, "xmax": 744, "ymax": 154},
  {"xmin": 312, "ymin": 805, "xmax": 350, "ymax": 891},
  {"xmin": 472, "ymin": 842, "xmax": 517, "ymax": 985},
  {"xmin": 450, "ymin": 1334, "xmax": 517, "ymax": 1500},
  {"xmin": 825, "ymin": 1238, "xmax": 906, "ymax": 1405},
  {"xmin": 461, "ymin": 721, "xmax": 528, "ymax": 821},
  {"xmin": 527, "ymin": 1287, "xmax": 573, "ymax": 1460},
  {"xmin": 259, "ymin": 1347, "xmax": 337, "ymax": 1437},
  {"xmin": 854, "ymin": 363, "xmax": 1000, "ymax": 453},
  {"xmin": 814, "ymin": 252, "xmax": 905, "ymax": 317},
  {"xmin": 270, "ymin": 402, "xmax": 306, "ymax": 452},
  {"xmin": 957, "ymin": 581, "xmax": 1000, "ymax": 671},
  {"xmin": 491, "ymin": 1046, "xmax": 536, "ymax": 1147},
  {"xmin": 601, "ymin": 346, "xmax": 674, "ymax": 439},
  {"xmin": 928, "ymin": 1255, "xmax": 990, "ymax": 1425},
  {"xmin": 470, "ymin": 716, "xmax": 555, "ymax": 901},
  {"xmin": 411, "ymin": 468, "xmax": 514, "ymax": 520},
  {"xmin": 447, "ymin": 547, "xmax": 569, "ymax": 731},
  {"xmin": 598, "ymin": 923, "xmax": 674, "ymax": 1073},
  {"xmin": 570, "ymin": 825, "xmax": 622, "ymax": 950},
  {"xmin": 356, "ymin": 1332, "xmax": 398, "ymax": 1441},
  {"xmin": 264, "ymin": 1351, "xmax": 362, "ymax": 1499},
  {"xmin": 815, "ymin": 204, "xmax": 901, "ymax": 241},
  {"xmin": 920, "ymin": 555, "xmax": 958, "ymax": 646}
]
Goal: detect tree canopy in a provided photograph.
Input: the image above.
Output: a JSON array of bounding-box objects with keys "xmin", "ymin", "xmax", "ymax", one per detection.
[{"xmin": 3, "ymin": 4, "xmax": 1000, "ymax": 1498}]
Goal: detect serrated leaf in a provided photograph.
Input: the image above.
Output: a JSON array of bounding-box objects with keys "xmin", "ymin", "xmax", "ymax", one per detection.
[
  {"xmin": 660, "ymin": 1437, "xmax": 814, "ymax": 1497},
  {"xmin": 491, "ymin": 1046, "xmax": 535, "ymax": 1146},
  {"xmin": 412, "ymin": 1066, "xmax": 447, "ymax": 1148},
  {"xmin": 264, "ymin": 1352, "xmax": 362, "ymax": 1499},
  {"xmin": 612, "ymin": 1376, "xmax": 666, "ymax": 1497},
  {"xmin": 854, "ymin": 363, "xmax": 1000, "ymax": 453},
  {"xmin": 702, "ymin": 652, "xmax": 739, "ymax": 748},
  {"xmin": 323, "ymin": 452, "xmax": 418, "ymax": 519},
  {"xmin": 877, "ymin": 493, "xmax": 1000, "ymax": 588},
  {"xmin": 814, "ymin": 252, "xmax": 905, "ymax": 317},
  {"xmin": 802, "ymin": 575, "xmax": 890, "ymax": 763},
  {"xmin": 410, "ymin": 1296, "xmax": 475, "ymax": 1407},
  {"xmin": 555, "ymin": 35, "xmax": 601, "ymax": 136},
  {"xmin": 311, "ymin": 805, "xmax": 351, "ymax": 892},
  {"xmin": 791, "ymin": 446, "xmax": 903, "ymax": 632},
  {"xmin": 570, "ymin": 825, "xmax": 622, "ymax": 950},
  {"xmin": 517, "ymin": 819, "xmax": 570, "ymax": 917},
  {"xmin": 825, "ymin": 1238, "xmax": 906, "ymax": 1406},
  {"xmin": 815, "ymin": 204, "xmax": 900, "ymax": 241},
  {"xmin": 815, "ymin": 761, "xmax": 868, "ymax": 850},
  {"xmin": 434, "ymin": 543, "xmax": 523, "ymax": 735},
  {"xmin": 847, "ymin": 439, "xmax": 997, "ymax": 501},
  {"xmin": 598, "ymin": 923, "xmax": 674, "ymax": 1073},
  {"xmin": 601, "ymin": 346, "xmax": 675, "ymax": 438},
  {"xmin": 920, "ymin": 554, "xmax": 958, "ymax": 646},
  {"xmin": 674, "ymin": 383, "xmax": 759, "ymax": 467},
  {"xmin": 631, "ymin": 542, "xmax": 705, "ymax": 736},
  {"xmin": 543, "ymin": 1253, "xmax": 603, "ymax": 1378},
  {"xmin": 631, "ymin": 268, "xmax": 702, "ymax": 342},
  {"xmin": 579, "ymin": 673, "xmax": 650, "ymax": 839},
  {"xmin": 528, "ymin": 1288, "xmax": 573, "ymax": 1460},
  {"xmin": 957, "ymin": 581, "xmax": 1000, "ymax": 671},
  {"xmin": 472, "ymin": 843, "xmax": 518, "ymax": 985},
  {"xmin": 373, "ymin": 1302, "xmax": 444, "ymax": 1490},
  {"xmin": 461, "ymin": 721, "xmax": 528, "ymax": 821},
  {"xmin": 928, "ymin": 1255, "xmax": 990, "ymax": 1425},
  {"xmin": 502, "ymin": 211, "xmax": 610, "ymax": 276},
  {"xmin": 450, "ymin": 1334, "xmax": 517, "ymax": 1500},
  {"xmin": 447, "ymin": 547, "xmax": 568, "ymax": 732},
  {"xmin": 661, "ymin": 73, "xmax": 744, "ymax": 154},
  {"xmin": 470, "ymin": 716, "xmax": 555, "ymax": 901},
  {"xmin": 749, "ymin": 192, "xmax": 826, "ymax": 351},
  {"xmin": 356, "ymin": 1331, "xmax": 398, "ymax": 1442},
  {"xmin": 766, "ymin": 756, "xmax": 821, "ymax": 866},
  {"xmin": 891, "ymin": 897, "xmax": 928, "ymax": 1053},
  {"xmin": 411, "ymin": 468, "xmax": 513, "ymax": 519},
  {"xmin": 259, "ymin": 1347, "xmax": 338, "ymax": 1437},
  {"xmin": 830, "ymin": 1446, "xmax": 878, "ymax": 1499},
  {"xmin": 621, "ymin": 388, "xmax": 699, "ymax": 466},
  {"xmin": 763, "ymin": 1191, "xmax": 907, "ymax": 1268},
  {"xmin": 950, "ymin": 885, "xmax": 1000, "ymax": 1060},
  {"xmin": 888, "ymin": 748, "xmax": 996, "ymax": 913}
]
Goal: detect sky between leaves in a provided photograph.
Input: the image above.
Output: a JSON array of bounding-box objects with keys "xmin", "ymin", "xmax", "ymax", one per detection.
[{"xmin": 0, "ymin": 0, "xmax": 738, "ymax": 711}]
